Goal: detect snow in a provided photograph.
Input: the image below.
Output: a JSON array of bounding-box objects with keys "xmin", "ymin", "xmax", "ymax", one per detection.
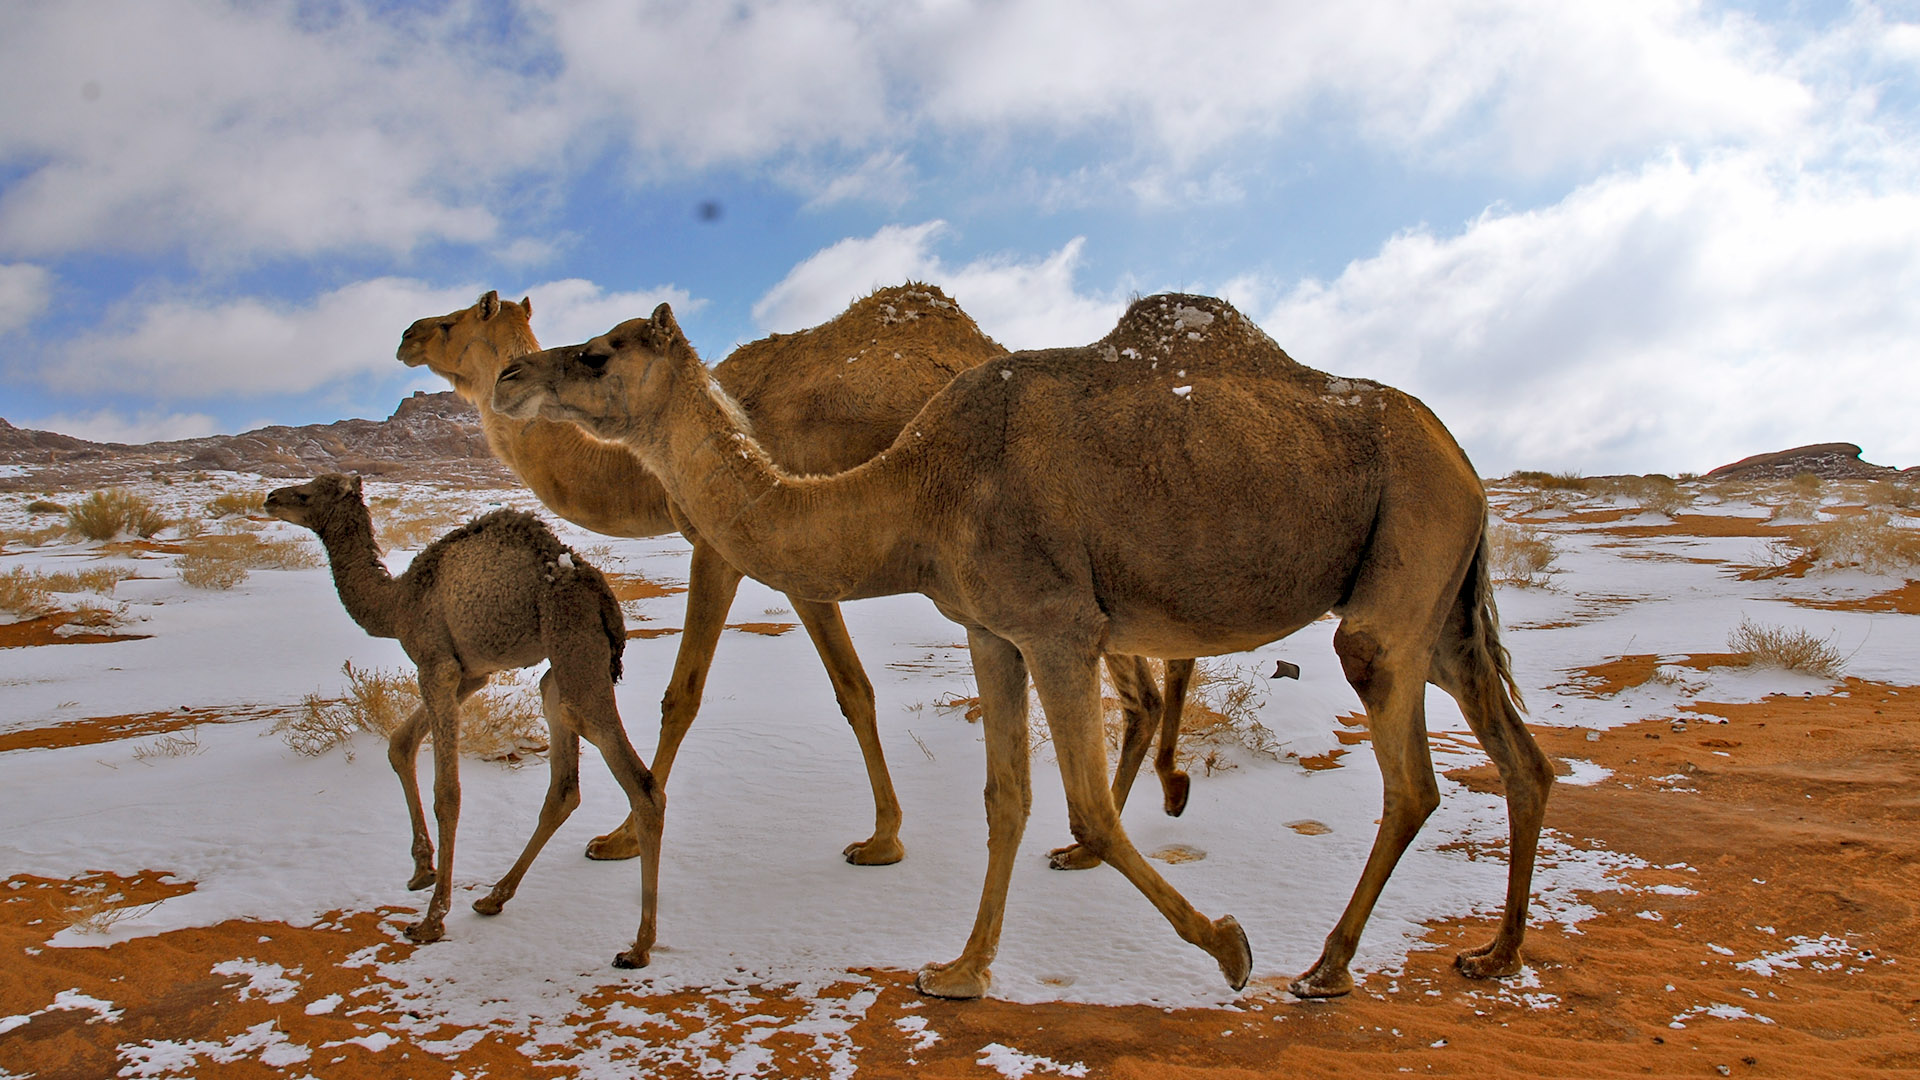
[{"xmin": 3, "ymin": 475, "xmax": 1917, "ymax": 1053}]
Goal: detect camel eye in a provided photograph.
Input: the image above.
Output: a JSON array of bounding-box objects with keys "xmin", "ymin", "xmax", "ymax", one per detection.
[
  {"xmin": 437, "ymin": 321, "xmax": 454, "ymax": 334},
  {"xmin": 581, "ymin": 349, "xmax": 610, "ymax": 373}
]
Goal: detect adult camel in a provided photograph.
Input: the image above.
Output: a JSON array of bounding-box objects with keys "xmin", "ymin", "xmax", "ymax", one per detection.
[{"xmin": 491, "ymin": 293, "xmax": 1553, "ymax": 999}]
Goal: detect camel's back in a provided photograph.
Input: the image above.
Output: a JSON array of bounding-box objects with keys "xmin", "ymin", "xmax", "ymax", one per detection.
[
  {"xmin": 715, "ymin": 284, "xmax": 1006, "ymax": 475},
  {"xmin": 905, "ymin": 295, "xmax": 1484, "ymax": 649}
]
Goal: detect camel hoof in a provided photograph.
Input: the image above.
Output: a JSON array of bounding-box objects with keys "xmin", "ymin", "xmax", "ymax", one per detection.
[
  {"xmin": 403, "ymin": 920, "xmax": 445, "ymax": 944},
  {"xmin": 407, "ymin": 870, "xmax": 436, "ymax": 892},
  {"xmin": 612, "ymin": 946, "xmax": 652, "ymax": 969},
  {"xmin": 1454, "ymin": 945, "xmax": 1523, "ymax": 980},
  {"xmin": 1209, "ymin": 915, "xmax": 1252, "ymax": 991},
  {"xmin": 1288, "ymin": 960, "xmax": 1352, "ymax": 999},
  {"xmin": 843, "ymin": 836, "xmax": 905, "ymax": 866},
  {"xmin": 1162, "ymin": 771, "xmax": 1191, "ymax": 817},
  {"xmin": 1046, "ymin": 843, "xmax": 1103, "ymax": 871},
  {"xmin": 472, "ymin": 893, "xmax": 506, "ymax": 917},
  {"xmin": 585, "ymin": 830, "xmax": 642, "ymax": 861},
  {"xmin": 916, "ymin": 960, "xmax": 990, "ymax": 999}
]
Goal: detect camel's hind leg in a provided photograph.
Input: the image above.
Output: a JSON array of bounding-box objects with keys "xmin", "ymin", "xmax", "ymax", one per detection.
[
  {"xmin": 1049, "ymin": 654, "xmax": 1166, "ymax": 870},
  {"xmin": 586, "ymin": 541, "xmax": 740, "ymax": 861},
  {"xmin": 1429, "ymin": 542, "xmax": 1553, "ymax": 979},
  {"xmin": 389, "ymin": 675, "xmax": 486, "ymax": 892},
  {"xmin": 405, "ymin": 661, "xmax": 469, "ymax": 944},
  {"xmin": 474, "ymin": 670, "xmax": 583, "ymax": 916},
  {"xmin": 917, "ymin": 628, "xmax": 1031, "ymax": 999},
  {"xmin": 790, "ymin": 595, "xmax": 903, "ymax": 865},
  {"xmin": 1026, "ymin": 640, "xmax": 1249, "ymax": 992},
  {"xmin": 1156, "ymin": 659, "xmax": 1196, "ymax": 816}
]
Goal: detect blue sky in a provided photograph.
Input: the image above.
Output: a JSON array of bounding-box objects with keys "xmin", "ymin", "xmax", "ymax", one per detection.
[{"xmin": 1, "ymin": 0, "xmax": 1916, "ymax": 475}]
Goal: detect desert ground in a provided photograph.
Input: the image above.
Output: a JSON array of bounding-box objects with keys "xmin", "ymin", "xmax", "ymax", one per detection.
[{"xmin": 2, "ymin": 464, "xmax": 1917, "ymax": 1078}]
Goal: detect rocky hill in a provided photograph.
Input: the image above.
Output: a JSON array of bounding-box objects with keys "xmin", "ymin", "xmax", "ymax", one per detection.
[{"xmin": 0, "ymin": 391, "xmax": 516, "ymax": 492}]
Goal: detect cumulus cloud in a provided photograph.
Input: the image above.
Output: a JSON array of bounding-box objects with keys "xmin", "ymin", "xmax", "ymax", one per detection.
[
  {"xmin": 752, "ymin": 221, "xmax": 1126, "ymax": 349},
  {"xmin": 20, "ymin": 408, "xmax": 220, "ymax": 445},
  {"xmin": 520, "ymin": 278, "xmax": 704, "ymax": 345},
  {"xmin": 1255, "ymin": 153, "xmax": 1920, "ymax": 475},
  {"xmin": 0, "ymin": 263, "xmax": 52, "ymax": 334},
  {"xmin": 49, "ymin": 278, "xmax": 479, "ymax": 397}
]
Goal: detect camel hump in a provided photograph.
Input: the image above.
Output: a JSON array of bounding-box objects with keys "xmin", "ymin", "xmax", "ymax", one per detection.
[{"xmin": 1096, "ymin": 293, "xmax": 1313, "ymax": 377}]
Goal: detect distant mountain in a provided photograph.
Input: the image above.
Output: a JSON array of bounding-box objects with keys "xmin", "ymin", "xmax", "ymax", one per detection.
[{"xmin": 0, "ymin": 391, "xmax": 516, "ymax": 491}]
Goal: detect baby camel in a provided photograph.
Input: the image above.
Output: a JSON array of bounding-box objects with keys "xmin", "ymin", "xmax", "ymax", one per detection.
[
  {"xmin": 266, "ymin": 474, "xmax": 662, "ymax": 964},
  {"xmin": 493, "ymin": 296, "xmax": 1552, "ymax": 999}
]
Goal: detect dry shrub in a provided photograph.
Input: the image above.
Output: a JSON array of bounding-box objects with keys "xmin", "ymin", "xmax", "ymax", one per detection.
[
  {"xmin": 25, "ymin": 499, "xmax": 66, "ymax": 514},
  {"xmin": 132, "ymin": 728, "xmax": 203, "ymax": 761},
  {"xmin": 0, "ymin": 524, "xmax": 69, "ymax": 549},
  {"xmin": 1862, "ymin": 478, "xmax": 1920, "ymax": 511},
  {"xmin": 64, "ymin": 600, "xmax": 128, "ymax": 629},
  {"xmin": 1768, "ymin": 512, "xmax": 1920, "ymax": 575},
  {"xmin": 278, "ymin": 661, "xmax": 546, "ymax": 762},
  {"xmin": 0, "ymin": 566, "xmax": 52, "ymax": 617},
  {"xmin": 176, "ymin": 532, "xmax": 322, "ymax": 589},
  {"xmin": 1489, "ymin": 521, "xmax": 1558, "ymax": 586},
  {"xmin": 65, "ymin": 489, "xmax": 170, "ymax": 541},
  {"xmin": 1508, "ymin": 470, "xmax": 1590, "ymax": 491},
  {"xmin": 1171, "ymin": 658, "xmax": 1283, "ymax": 774},
  {"xmin": 1726, "ymin": 617, "xmax": 1844, "ymax": 679},
  {"xmin": 1588, "ymin": 474, "xmax": 1690, "ymax": 517},
  {"xmin": 205, "ymin": 490, "xmax": 266, "ymax": 518},
  {"xmin": 61, "ymin": 889, "xmax": 161, "ymax": 936},
  {"xmin": 374, "ymin": 501, "xmax": 469, "ymax": 552}
]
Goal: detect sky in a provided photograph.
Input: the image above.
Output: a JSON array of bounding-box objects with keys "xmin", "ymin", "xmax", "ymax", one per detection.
[{"xmin": 1, "ymin": 0, "xmax": 1916, "ymax": 476}]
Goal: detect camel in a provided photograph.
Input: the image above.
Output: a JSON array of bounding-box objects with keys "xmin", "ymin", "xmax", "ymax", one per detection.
[
  {"xmin": 491, "ymin": 294, "xmax": 1553, "ymax": 1000},
  {"xmin": 399, "ymin": 287, "xmax": 1194, "ymax": 871},
  {"xmin": 265, "ymin": 474, "xmax": 661, "ymax": 964}
]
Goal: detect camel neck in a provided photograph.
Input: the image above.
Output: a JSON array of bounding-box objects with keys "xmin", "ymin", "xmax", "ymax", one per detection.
[
  {"xmin": 633, "ymin": 358, "xmax": 917, "ymax": 603},
  {"xmin": 312, "ymin": 502, "xmax": 402, "ymax": 640},
  {"xmin": 474, "ymin": 407, "xmax": 679, "ymax": 538}
]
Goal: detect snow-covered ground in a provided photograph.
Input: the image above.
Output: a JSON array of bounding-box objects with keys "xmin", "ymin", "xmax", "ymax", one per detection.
[{"xmin": 3, "ymin": 473, "xmax": 1916, "ymax": 1040}]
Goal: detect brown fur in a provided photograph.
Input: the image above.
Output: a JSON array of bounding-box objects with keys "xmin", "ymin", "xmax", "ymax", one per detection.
[
  {"xmin": 400, "ymin": 285, "xmax": 1193, "ymax": 870},
  {"xmin": 493, "ymin": 293, "xmax": 1554, "ymax": 1000},
  {"xmin": 264, "ymin": 474, "xmax": 662, "ymax": 965}
]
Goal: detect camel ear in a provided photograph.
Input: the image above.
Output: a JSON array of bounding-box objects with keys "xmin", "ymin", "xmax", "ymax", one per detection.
[
  {"xmin": 346, "ymin": 475, "xmax": 363, "ymax": 497},
  {"xmin": 519, "ymin": 296, "xmax": 532, "ymax": 317},
  {"xmin": 650, "ymin": 302, "xmax": 685, "ymax": 344},
  {"xmin": 479, "ymin": 290, "xmax": 501, "ymax": 320}
]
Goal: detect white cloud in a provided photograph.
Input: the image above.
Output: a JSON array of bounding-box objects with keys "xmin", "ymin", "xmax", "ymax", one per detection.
[
  {"xmin": 0, "ymin": 263, "xmax": 51, "ymax": 334},
  {"xmin": 520, "ymin": 279, "xmax": 704, "ymax": 346},
  {"xmin": 50, "ymin": 278, "xmax": 478, "ymax": 397},
  {"xmin": 752, "ymin": 221, "xmax": 1124, "ymax": 349},
  {"xmin": 0, "ymin": 1, "xmax": 561, "ymax": 261},
  {"xmin": 20, "ymin": 408, "xmax": 220, "ymax": 445},
  {"xmin": 1255, "ymin": 152, "xmax": 1920, "ymax": 475}
]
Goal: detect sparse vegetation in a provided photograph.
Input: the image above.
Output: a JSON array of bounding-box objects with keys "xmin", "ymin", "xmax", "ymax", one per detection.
[
  {"xmin": 205, "ymin": 489, "xmax": 267, "ymax": 518},
  {"xmin": 373, "ymin": 500, "xmax": 470, "ymax": 551},
  {"xmin": 60, "ymin": 889, "xmax": 162, "ymax": 936},
  {"xmin": 0, "ymin": 566, "xmax": 52, "ymax": 617},
  {"xmin": 1767, "ymin": 511, "xmax": 1920, "ymax": 575},
  {"xmin": 25, "ymin": 499, "xmax": 66, "ymax": 514},
  {"xmin": 175, "ymin": 531, "xmax": 322, "ymax": 590},
  {"xmin": 1585, "ymin": 474, "xmax": 1691, "ymax": 518},
  {"xmin": 1508, "ymin": 470, "xmax": 1590, "ymax": 491},
  {"xmin": 132, "ymin": 728, "xmax": 204, "ymax": 762},
  {"xmin": 1168, "ymin": 658, "xmax": 1284, "ymax": 774},
  {"xmin": 64, "ymin": 489, "xmax": 170, "ymax": 541},
  {"xmin": 277, "ymin": 661, "xmax": 547, "ymax": 762},
  {"xmin": 0, "ymin": 565, "xmax": 132, "ymax": 618},
  {"xmin": 1862, "ymin": 478, "xmax": 1920, "ymax": 511},
  {"xmin": 0, "ymin": 524, "xmax": 69, "ymax": 549},
  {"xmin": 1489, "ymin": 521, "xmax": 1559, "ymax": 586},
  {"xmin": 1726, "ymin": 617, "xmax": 1845, "ymax": 679}
]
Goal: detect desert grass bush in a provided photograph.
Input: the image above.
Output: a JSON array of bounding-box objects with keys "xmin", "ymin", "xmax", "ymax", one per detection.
[
  {"xmin": 1768, "ymin": 512, "xmax": 1920, "ymax": 575},
  {"xmin": 60, "ymin": 890, "xmax": 161, "ymax": 936},
  {"xmin": 176, "ymin": 531, "xmax": 323, "ymax": 589},
  {"xmin": 374, "ymin": 501, "xmax": 470, "ymax": 552},
  {"xmin": 0, "ymin": 566, "xmax": 52, "ymax": 617},
  {"xmin": 25, "ymin": 499, "xmax": 66, "ymax": 514},
  {"xmin": 1862, "ymin": 478, "xmax": 1920, "ymax": 511},
  {"xmin": 1507, "ymin": 470, "xmax": 1590, "ymax": 491},
  {"xmin": 0, "ymin": 565, "xmax": 131, "ymax": 617},
  {"xmin": 1726, "ymin": 617, "xmax": 1845, "ymax": 679},
  {"xmin": 205, "ymin": 489, "xmax": 267, "ymax": 518},
  {"xmin": 132, "ymin": 728, "xmax": 203, "ymax": 762},
  {"xmin": 38, "ymin": 566, "xmax": 132, "ymax": 594},
  {"xmin": 1174, "ymin": 658, "xmax": 1284, "ymax": 773},
  {"xmin": 1488, "ymin": 521, "xmax": 1558, "ymax": 586},
  {"xmin": 0, "ymin": 524, "xmax": 69, "ymax": 549},
  {"xmin": 64, "ymin": 489, "xmax": 170, "ymax": 541},
  {"xmin": 1586, "ymin": 474, "xmax": 1691, "ymax": 517},
  {"xmin": 278, "ymin": 662, "xmax": 546, "ymax": 762}
]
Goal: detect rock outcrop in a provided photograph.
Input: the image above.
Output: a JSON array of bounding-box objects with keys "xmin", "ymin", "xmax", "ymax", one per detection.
[{"xmin": 1704, "ymin": 442, "xmax": 1910, "ymax": 482}]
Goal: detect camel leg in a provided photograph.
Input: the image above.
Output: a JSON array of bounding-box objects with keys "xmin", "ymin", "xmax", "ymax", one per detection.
[
  {"xmin": 1049, "ymin": 654, "xmax": 1162, "ymax": 871},
  {"xmin": 1025, "ymin": 640, "xmax": 1250, "ymax": 992},
  {"xmin": 405, "ymin": 663, "xmax": 468, "ymax": 944},
  {"xmin": 916, "ymin": 628, "xmax": 1031, "ymax": 999},
  {"xmin": 1429, "ymin": 593, "xmax": 1554, "ymax": 980},
  {"xmin": 389, "ymin": 675, "xmax": 486, "ymax": 891},
  {"xmin": 1291, "ymin": 621, "xmax": 1440, "ymax": 998},
  {"xmin": 790, "ymin": 596, "xmax": 905, "ymax": 865},
  {"xmin": 585, "ymin": 542, "xmax": 741, "ymax": 861},
  {"xmin": 1156, "ymin": 659, "xmax": 1196, "ymax": 816},
  {"xmin": 475, "ymin": 671, "xmax": 582, "ymax": 916}
]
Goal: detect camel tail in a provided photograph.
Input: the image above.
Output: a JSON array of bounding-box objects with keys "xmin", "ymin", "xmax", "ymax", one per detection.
[
  {"xmin": 585, "ymin": 563, "xmax": 627, "ymax": 685},
  {"xmin": 1466, "ymin": 518, "xmax": 1526, "ymax": 715}
]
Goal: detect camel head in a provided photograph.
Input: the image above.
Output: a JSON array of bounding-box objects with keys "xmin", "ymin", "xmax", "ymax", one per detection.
[
  {"xmin": 492, "ymin": 302, "xmax": 697, "ymax": 442},
  {"xmin": 265, "ymin": 473, "xmax": 364, "ymax": 531},
  {"xmin": 397, "ymin": 290, "xmax": 538, "ymax": 403}
]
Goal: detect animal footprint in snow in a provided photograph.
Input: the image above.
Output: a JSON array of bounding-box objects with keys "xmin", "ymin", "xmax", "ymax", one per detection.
[
  {"xmin": 1150, "ymin": 844, "xmax": 1207, "ymax": 863},
  {"xmin": 1287, "ymin": 820, "xmax": 1333, "ymax": 836}
]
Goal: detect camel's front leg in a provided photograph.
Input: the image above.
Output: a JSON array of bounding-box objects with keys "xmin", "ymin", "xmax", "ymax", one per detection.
[
  {"xmin": 586, "ymin": 542, "xmax": 741, "ymax": 861},
  {"xmin": 406, "ymin": 665, "xmax": 467, "ymax": 944},
  {"xmin": 917, "ymin": 628, "xmax": 1030, "ymax": 999},
  {"xmin": 388, "ymin": 675, "xmax": 485, "ymax": 891},
  {"xmin": 790, "ymin": 596, "xmax": 903, "ymax": 865},
  {"xmin": 1028, "ymin": 641, "xmax": 1250, "ymax": 992}
]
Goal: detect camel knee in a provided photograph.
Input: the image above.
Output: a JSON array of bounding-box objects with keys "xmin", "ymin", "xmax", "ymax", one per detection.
[{"xmin": 1334, "ymin": 625, "xmax": 1389, "ymax": 697}]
